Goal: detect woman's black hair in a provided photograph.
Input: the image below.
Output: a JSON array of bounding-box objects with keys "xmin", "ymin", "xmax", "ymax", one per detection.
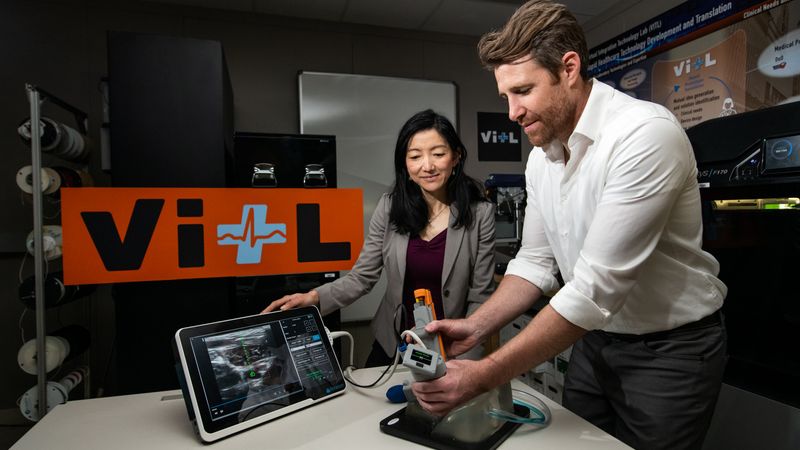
[{"xmin": 389, "ymin": 109, "xmax": 486, "ymax": 235}]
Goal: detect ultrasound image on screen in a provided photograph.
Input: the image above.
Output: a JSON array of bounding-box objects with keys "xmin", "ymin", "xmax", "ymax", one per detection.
[{"xmin": 196, "ymin": 324, "xmax": 302, "ymax": 420}]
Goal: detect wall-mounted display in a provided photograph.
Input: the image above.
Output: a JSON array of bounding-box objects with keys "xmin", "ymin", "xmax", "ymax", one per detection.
[{"xmin": 589, "ymin": 0, "xmax": 800, "ymax": 128}]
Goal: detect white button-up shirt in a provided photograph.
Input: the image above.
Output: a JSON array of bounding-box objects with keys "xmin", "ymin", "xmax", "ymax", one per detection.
[{"xmin": 505, "ymin": 80, "xmax": 726, "ymax": 334}]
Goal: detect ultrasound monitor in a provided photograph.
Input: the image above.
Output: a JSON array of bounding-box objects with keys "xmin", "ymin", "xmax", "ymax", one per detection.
[{"xmin": 174, "ymin": 306, "xmax": 346, "ymax": 442}]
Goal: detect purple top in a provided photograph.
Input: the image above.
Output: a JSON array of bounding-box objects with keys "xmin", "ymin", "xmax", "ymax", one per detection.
[{"xmin": 402, "ymin": 229, "xmax": 447, "ymax": 328}]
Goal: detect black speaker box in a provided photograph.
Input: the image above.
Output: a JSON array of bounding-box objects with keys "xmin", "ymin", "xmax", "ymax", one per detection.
[{"xmin": 107, "ymin": 32, "xmax": 234, "ymax": 394}]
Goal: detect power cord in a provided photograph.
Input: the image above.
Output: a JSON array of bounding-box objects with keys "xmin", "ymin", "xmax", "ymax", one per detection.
[
  {"xmin": 329, "ymin": 303, "xmax": 422, "ymax": 389},
  {"xmin": 330, "ymin": 329, "xmax": 400, "ymax": 388},
  {"xmin": 332, "ymin": 327, "xmax": 429, "ymax": 390},
  {"xmin": 342, "ymin": 351, "xmax": 400, "ymax": 389}
]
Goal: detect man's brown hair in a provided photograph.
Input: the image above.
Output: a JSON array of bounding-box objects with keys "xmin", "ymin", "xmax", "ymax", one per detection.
[{"xmin": 477, "ymin": 0, "xmax": 589, "ymax": 81}]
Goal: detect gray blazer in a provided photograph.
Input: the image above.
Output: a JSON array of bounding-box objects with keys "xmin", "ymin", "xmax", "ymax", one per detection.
[{"xmin": 316, "ymin": 193, "xmax": 496, "ymax": 356}]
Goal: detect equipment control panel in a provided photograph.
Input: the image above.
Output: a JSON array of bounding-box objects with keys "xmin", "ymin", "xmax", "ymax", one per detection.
[{"xmin": 697, "ymin": 133, "xmax": 800, "ymax": 189}]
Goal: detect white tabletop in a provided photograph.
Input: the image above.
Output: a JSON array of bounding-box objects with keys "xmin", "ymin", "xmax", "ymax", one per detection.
[{"xmin": 12, "ymin": 367, "xmax": 630, "ymax": 449}]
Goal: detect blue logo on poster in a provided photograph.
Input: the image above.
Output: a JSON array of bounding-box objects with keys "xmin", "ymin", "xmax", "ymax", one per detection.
[{"xmin": 217, "ymin": 205, "xmax": 287, "ymax": 264}]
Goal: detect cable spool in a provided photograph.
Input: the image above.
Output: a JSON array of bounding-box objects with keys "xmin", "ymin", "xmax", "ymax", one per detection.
[
  {"xmin": 47, "ymin": 166, "xmax": 93, "ymax": 198},
  {"xmin": 17, "ymin": 116, "xmax": 90, "ymax": 161},
  {"xmin": 16, "ymin": 165, "xmax": 92, "ymax": 197},
  {"xmin": 18, "ymin": 271, "xmax": 96, "ymax": 310},
  {"xmin": 17, "ymin": 336, "xmax": 69, "ymax": 375},
  {"xmin": 17, "ymin": 117, "xmax": 60, "ymax": 151},
  {"xmin": 52, "ymin": 166, "xmax": 93, "ymax": 189},
  {"xmin": 17, "ymin": 326, "xmax": 91, "ymax": 376},
  {"xmin": 59, "ymin": 366, "xmax": 88, "ymax": 392},
  {"xmin": 19, "ymin": 367, "xmax": 89, "ymax": 422},
  {"xmin": 25, "ymin": 225, "xmax": 63, "ymax": 261},
  {"xmin": 16, "ymin": 165, "xmax": 60, "ymax": 195}
]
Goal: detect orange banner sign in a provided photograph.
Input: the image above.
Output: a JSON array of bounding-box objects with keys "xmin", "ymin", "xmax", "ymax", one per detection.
[{"xmin": 61, "ymin": 188, "xmax": 363, "ymax": 285}]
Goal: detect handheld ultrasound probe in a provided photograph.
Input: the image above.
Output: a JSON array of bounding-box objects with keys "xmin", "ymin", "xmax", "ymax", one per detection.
[{"xmin": 386, "ymin": 289, "xmax": 447, "ymax": 403}]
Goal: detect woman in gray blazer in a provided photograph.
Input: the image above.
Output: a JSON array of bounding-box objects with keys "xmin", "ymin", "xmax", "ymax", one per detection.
[{"xmin": 263, "ymin": 110, "xmax": 495, "ymax": 366}]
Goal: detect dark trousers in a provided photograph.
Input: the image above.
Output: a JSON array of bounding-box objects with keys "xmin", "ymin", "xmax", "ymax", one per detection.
[
  {"xmin": 365, "ymin": 339, "xmax": 395, "ymax": 367},
  {"xmin": 563, "ymin": 313, "xmax": 727, "ymax": 450}
]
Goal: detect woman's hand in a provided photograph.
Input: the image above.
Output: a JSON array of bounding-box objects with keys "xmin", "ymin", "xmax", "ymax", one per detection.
[{"xmin": 261, "ymin": 290, "xmax": 320, "ymax": 313}]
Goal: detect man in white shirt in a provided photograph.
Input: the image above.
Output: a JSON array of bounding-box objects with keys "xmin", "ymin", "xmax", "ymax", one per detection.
[{"xmin": 411, "ymin": 1, "xmax": 727, "ymax": 448}]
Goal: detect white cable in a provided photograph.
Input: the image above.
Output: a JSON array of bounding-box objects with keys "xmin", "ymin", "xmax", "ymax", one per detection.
[
  {"xmin": 400, "ymin": 330, "xmax": 426, "ymax": 348},
  {"xmin": 372, "ymin": 351, "xmax": 401, "ymax": 387},
  {"xmin": 343, "ymin": 350, "xmax": 401, "ymax": 388},
  {"xmin": 19, "ymin": 309, "xmax": 27, "ymax": 345},
  {"xmin": 342, "ymin": 330, "xmax": 422, "ymax": 388},
  {"xmin": 329, "ymin": 330, "xmax": 401, "ymax": 389},
  {"xmin": 328, "ymin": 326, "xmax": 420, "ymax": 390},
  {"xmin": 18, "ymin": 252, "xmax": 28, "ymax": 283},
  {"xmin": 329, "ymin": 331, "xmax": 354, "ymax": 367}
]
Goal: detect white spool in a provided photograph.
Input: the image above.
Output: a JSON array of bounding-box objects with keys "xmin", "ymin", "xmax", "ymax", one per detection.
[
  {"xmin": 25, "ymin": 225, "xmax": 63, "ymax": 261},
  {"xmin": 17, "ymin": 336, "xmax": 70, "ymax": 375},
  {"xmin": 16, "ymin": 165, "xmax": 61, "ymax": 195}
]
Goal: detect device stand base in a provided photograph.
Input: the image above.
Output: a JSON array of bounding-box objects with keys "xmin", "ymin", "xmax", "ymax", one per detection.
[{"xmin": 379, "ymin": 403, "xmax": 526, "ymax": 450}]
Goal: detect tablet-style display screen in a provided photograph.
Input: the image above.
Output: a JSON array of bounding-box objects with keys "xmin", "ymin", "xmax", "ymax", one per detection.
[
  {"xmin": 175, "ymin": 307, "xmax": 346, "ymax": 442},
  {"xmin": 763, "ymin": 135, "xmax": 800, "ymax": 173}
]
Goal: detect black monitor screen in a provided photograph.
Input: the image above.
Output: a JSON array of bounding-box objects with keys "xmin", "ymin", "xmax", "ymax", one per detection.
[
  {"xmin": 232, "ymin": 133, "xmax": 336, "ymax": 188},
  {"xmin": 494, "ymin": 186, "xmax": 524, "ymax": 242},
  {"xmin": 763, "ymin": 135, "xmax": 800, "ymax": 173}
]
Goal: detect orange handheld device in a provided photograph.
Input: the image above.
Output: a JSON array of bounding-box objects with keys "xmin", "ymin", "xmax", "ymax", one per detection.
[{"xmin": 411, "ymin": 288, "xmax": 447, "ymax": 360}]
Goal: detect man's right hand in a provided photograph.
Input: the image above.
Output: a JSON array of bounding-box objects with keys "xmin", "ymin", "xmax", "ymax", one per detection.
[
  {"xmin": 412, "ymin": 358, "xmax": 487, "ymax": 416},
  {"xmin": 261, "ymin": 290, "xmax": 319, "ymax": 314},
  {"xmin": 425, "ymin": 318, "xmax": 482, "ymax": 358}
]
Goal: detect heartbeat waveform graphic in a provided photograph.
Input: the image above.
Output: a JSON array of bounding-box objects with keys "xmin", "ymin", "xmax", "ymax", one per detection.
[
  {"xmin": 218, "ymin": 207, "xmax": 287, "ymax": 246},
  {"xmin": 217, "ymin": 205, "xmax": 287, "ymax": 265}
]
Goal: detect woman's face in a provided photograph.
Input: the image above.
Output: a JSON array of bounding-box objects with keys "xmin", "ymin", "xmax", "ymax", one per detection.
[{"xmin": 405, "ymin": 128, "xmax": 460, "ymax": 198}]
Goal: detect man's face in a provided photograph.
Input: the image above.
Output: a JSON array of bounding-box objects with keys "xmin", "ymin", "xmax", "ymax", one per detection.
[{"xmin": 495, "ymin": 57, "xmax": 576, "ymax": 147}]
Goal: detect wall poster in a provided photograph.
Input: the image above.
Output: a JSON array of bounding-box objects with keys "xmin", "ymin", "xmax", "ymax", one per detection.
[
  {"xmin": 477, "ymin": 112, "xmax": 523, "ymax": 161},
  {"xmin": 588, "ymin": 0, "xmax": 800, "ymax": 128}
]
